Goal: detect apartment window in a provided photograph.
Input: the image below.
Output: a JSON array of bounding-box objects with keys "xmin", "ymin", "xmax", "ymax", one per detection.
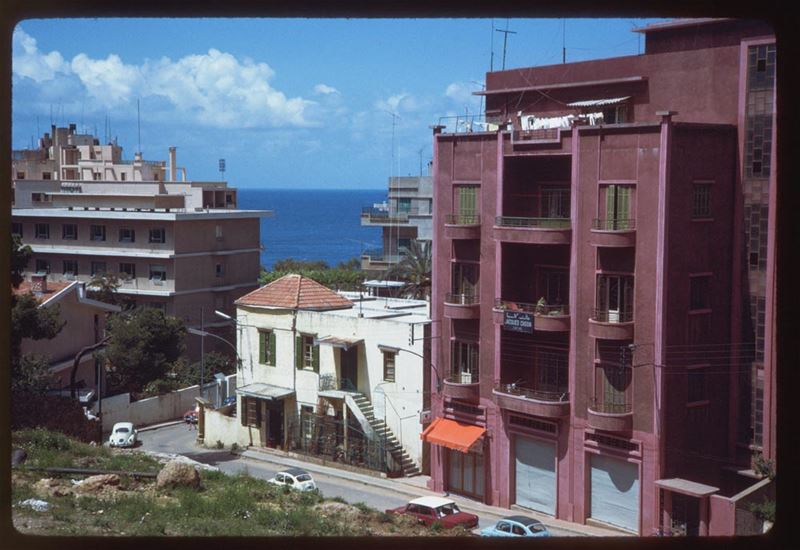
[
  {"xmin": 451, "ymin": 262, "xmax": 479, "ymax": 302},
  {"xmin": 149, "ymin": 227, "xmax": 166, "ymax": 244},
  {"xmin": 687, "ymin": 366, "xmax": 709, "ymax": 404},
  {"xmin": 596, "ymin": 364, "xmax": 632, "ymax": 413},
  {"xmin": 16, "ymin": 172, "xmax": 25, "ymax": 179},
  {"xmin": 35, "ymin": 259, "xmax": 51, "ymax": 274},
  {"xmin": 62, "ymin": 223, "xmax": 78, "ymax": 240},
  {"xmin": 42, "ymin": 172, "xmax": 51, "ymax": 180},
  {"xmin": 541, "ymin": 186, "xmax": 570, "ymax": 219},
  {"xmin": 92, "ymin": 172, "xmax": 101, "ymax": 181},
  {"xmin": 601, "ymin": 185, "xmax": 634, "ymax": 229},
  {"xmin": 451, "ymin": 340, "xmax": 479, "ymax": 384},
  {"xmin": 119, "ymin": 227, "xmax": 136, "ymax": 243},
  {"xmin": 149, "ymin": 265, "xmax": 166, "ymax": 282},
  {"xmin": 215, "ymin": 263, "xmax": 225, "ymax": 278},
  {"xmin": 259, "ymin": 330, "xmax": 276, "ymax": 366},
  {"xmin": 120, "ymin": 173, "xmax": 127, "ymax": 181},
  {"xmin": 596, "ymin": 274, "xmax": 634, "ymax": 322},
  {"xmin": 536, "ymin": 268, "xmax": 569, "ymax": 307},
  {"xmin": 383, "ymin": 351, "xmax": 396, "ymax": 382},
  {"xmin": 12, "ymin": 222, "xmax": 23, "ymax": 237},
  {"xmin": 90, "ymin": 261, "xmax": 107, "ymax": 276},
  {"xmin": 602, "ymin": 104, "xmax": 629, "ymax": 124},
  {"xmin": 692, "ymin": 183, "xmax": 712, "ymax": 218},
  {"xmin": 90, "ymin": 225, "xmax": 106, "ymax": 241},
  {"xmin": 296, "ymin": 335, "xmax": 319, "ymax": 371},
  {"xmin": 536, "ymin": 350, "xmax": 568, "ymax": 395},
  {"xmin": 32, "ymin": 193, "xmax": 49, "ymax": 203},
  {"xmin": 119, "ymin": 262, "xmax": 136, "ymax": 280},
  {"xmin": 397, "ymin": 198, "xmax": 412, "ymax": 213},
  {"xmin": 35, "ymin": 223, "xmax": 50, "ymax": 239},
  {"xmin": 689, "ymin": 275, "xmax": 711, "ymax": 311},
  {"xmin": 62, "ymin": 259, "xmax": 78, "ymax": 276},
  {"xmin": 453, "ymin": 185, "xmax": 479, "ymax": 224},
  {"xmin": 215, "ymin": 225, "xmax": 223, "ymax": 239},
  {"xmin": 398, "ymin": 238, "xmax": 412, "ymax": 254}
]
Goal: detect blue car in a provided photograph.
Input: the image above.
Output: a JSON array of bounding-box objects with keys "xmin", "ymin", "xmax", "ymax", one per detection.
[{"xmin": 480, "ymin": 515, "xmax": 550, "ymax": 537}]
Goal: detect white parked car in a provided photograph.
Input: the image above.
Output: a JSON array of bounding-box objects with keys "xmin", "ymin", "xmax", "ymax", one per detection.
[
  {"xmin": 267, "ymin": 468, "xmax": 317, "ymax": 492},
  {"xmin": 108, "ymin": 422, "xmax": 138, "ymax": 448}
]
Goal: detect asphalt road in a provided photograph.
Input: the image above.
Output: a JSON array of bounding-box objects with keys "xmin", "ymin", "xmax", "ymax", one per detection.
[{"xmin": 137, "ymin": 423, "xmax": 574, "ymax": 535}]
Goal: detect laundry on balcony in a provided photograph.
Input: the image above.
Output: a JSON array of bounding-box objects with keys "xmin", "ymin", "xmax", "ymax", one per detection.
[
  {"xmin": 420, "ymin": 417, "xmax": 485, "ymax": 453},
  {"xmin": 519, "ymin": 113, "xmax": 575, "ymax": 131}
]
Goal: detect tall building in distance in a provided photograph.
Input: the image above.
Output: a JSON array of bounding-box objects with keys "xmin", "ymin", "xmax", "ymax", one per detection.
[
  {"xmin": 360, "ymin": 174, "xmax": 433, "ymax": 272},
  {"xmin": 424, "ymin": 18, "xmax": 775, "ymax": 536},
  {"xmin": 11, "ymin": 124, "xmax": 272, "ymax": 358}
]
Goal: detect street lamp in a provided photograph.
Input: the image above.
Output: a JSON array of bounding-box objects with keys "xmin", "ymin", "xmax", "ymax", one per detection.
[{"xmin": 186, "ymin": 327, "xmax": 241, "ymax": 401}]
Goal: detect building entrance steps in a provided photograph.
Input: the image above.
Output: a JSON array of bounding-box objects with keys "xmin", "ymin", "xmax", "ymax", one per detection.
[{"xmin": 240, "ymin": 446, "xmax": 628, "ymax": 537}]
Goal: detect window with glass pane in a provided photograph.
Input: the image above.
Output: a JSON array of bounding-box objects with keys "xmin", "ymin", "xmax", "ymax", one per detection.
[
  {"xmin": 596, "ymin": 274, "xmax": 634, "ymax": 322},
  {"xmin": 602, "ymin": 185, "xmax": 633, "ymax": 229},
  {"xmin": 119, "ymin": 263, "xmax": 136, "ymax": 279},
  {"xmin": 689, "ymin": 276, "xmax": 711, "ymax": 310},
  {"xmin": 90, "ymin": 225, "xmax": 106, "ymax": 241},
  {"xmin": 541, "ymin": 186, "xmax": 570, "ymax": 218},
  {"xmin": 35, "ymin": 223, "xmax": 50, "ymax": 239},
  {"xmin": 452, "ymin": 341, "xmax": 479, "ymax": 383},
  {"xmin": 692, "ymin": 183, "xmax": 712, "ymax": 218},
  {"xmin": 90, "ymin": 261, "xmax": 107, "ymax": 276},
  {"xmin": 35, "ymin": 259, "xmax": 50, "ymax": 273},
  {"xmin": 536, "ymin": 350, "xmax": 568, "ymax": 394},
  {"xmin": 63, "ymin": 260, "xmax": 78, "ymax": 275},
  {"xmin": 537, "ymin": 268, "xmax": 568, "ymax": 306},
  {"xmin": 383, "ymin": 351, "xmax": 396, "ymax": 382},
  {"xmin": 62, "ymin": 224, "xmax": 78, "ymax": 240},
  {"xmin": 454, "ymin": 185, "xmax": 478, "ymax": 224},
  {"xmin": 149, "ymin": 227, "xmax": 166, "ymax": 243},
  {"xmin": 149, "ymin": 265, "xmax": 166, "ymax": 281},
  {"xmin": 397, "ymin": 198, "xmax": 412, "ymax": 213},
  {"xmin": 119, "ymin": 227, "xmax": 135, "ymax": 243},
  {"xmin": 452, "ymin": 262, "xmax": 479, "ymax": 301}
]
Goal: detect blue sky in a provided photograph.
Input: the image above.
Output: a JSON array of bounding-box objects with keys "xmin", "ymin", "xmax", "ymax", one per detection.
[{"xmin": 12, "ymin": 18, "xmax": 666, "ymax": 189}]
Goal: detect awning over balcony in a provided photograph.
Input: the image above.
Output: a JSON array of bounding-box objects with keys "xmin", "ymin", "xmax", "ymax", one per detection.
[
  {"xmin": 236, "ymin": 383, "xmax": 295, "ymax": 401},
  {"xmin": 420, "ymin": 417, "xmax": 486, "ymax": 453},
  {"xmin": 567, "ymin": 96, "xmax": 631, "ymax": 108},
  {"xmin": 654, "ymin": 478, "xmax": 719, "ymax": 497},
  {"xmin": 313, "ymin": 336, "xmax": 363, "ymax": 350}
]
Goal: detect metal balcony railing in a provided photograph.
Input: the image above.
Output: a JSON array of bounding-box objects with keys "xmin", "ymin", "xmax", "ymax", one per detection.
[
  {"xmin": 592, "ymin": 218, "xmax": 636, "ymax": 231},
  {"xmin": 494, "ymin": 383, "xmax": 569, "ymax": 402},
  {"xmin": 495, "ymin": 299, "xmax": 569, "ymax": 316},
  {"xmin": 589, "ymin": 397, "xmax": 633, "ymax": 415},
  {"xmin": 591, "ymin": 307, "xmax": 633, "ymax": 323},
  {"xmin": 445, "ymin": 371, "xmax": 479, "ymax": 385},
  {"xmin": 437, "ymin": 114, "xmax": 498, "ymax": 134},
  {"xmin": 445, "ymin": 293, "xmax": 479, "ymax": 305},
  {"xmin": 445, "ymin": 213, "xmax": 481, "ymax": 225},
  {"xmin": 495, "ymin": 216, "xmax": 571, "ymax": 229}
]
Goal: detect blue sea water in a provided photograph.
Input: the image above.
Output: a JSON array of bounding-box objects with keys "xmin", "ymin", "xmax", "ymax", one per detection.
[{"xmin": 237, "ymin": 188, "xmax": 387, "ymax": 271}]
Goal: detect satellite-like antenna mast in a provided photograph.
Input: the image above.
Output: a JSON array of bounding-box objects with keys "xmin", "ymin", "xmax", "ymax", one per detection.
[{"xmin": 495, "ymin": 19, "xmax": 516, "ymax": 70}]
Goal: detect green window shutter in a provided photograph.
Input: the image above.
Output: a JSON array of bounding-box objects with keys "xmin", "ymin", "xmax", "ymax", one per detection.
[
  {"xmin": 258, "ymin": 332, "xmax": 267, "ymax": 364},
  {"xmin": 617, "ymin": 186, "xmax": 630, "ymax": 225},
  {"xmin": 605, "ymin": 185, "xmax": 616, "ymax": 227},
  {"xmin": 268, "ymin": 332, "xmax": 276, "ymax": 366},
  {"xmin": 295, "ymin": 335, "xmax": 303, "ymax": 369},
  {"xmin": 312, "ymin": 343, "xmax": 320, "ymax": 372}
]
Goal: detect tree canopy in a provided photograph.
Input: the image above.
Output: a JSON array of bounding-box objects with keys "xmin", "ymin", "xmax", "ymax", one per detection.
[
  {"xmin": 260, "ymin": 257, "xmax": 374, "ymax": 291},
  {"xmin": 102, "ymin": 307, "xmax": 187, "ymax": 394},
  {"xmin": 385, "ymin": 240, "xmax": 431, "ymax": 300}
]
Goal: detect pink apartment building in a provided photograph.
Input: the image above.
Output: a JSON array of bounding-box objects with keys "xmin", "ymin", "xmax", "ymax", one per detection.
[{"xmin": 424, "ymin": 18, "xmax": 776, "ymax": 536}]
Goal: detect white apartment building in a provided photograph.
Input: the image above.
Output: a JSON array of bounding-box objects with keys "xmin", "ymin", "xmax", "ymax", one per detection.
[{"xmin": 224, "ymin": 274, "xmax": 432, "ymax": 476}]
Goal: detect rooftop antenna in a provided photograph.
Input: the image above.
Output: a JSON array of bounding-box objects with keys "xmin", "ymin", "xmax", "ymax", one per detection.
[
  {"xmin": 219, "ymin": 158, "xmax": 226, "ymax": 179},
  {"xmin": 562, "ymin": 19, "xmax": 566, "ymax": 63},
  {"xmin": 49, "ymin": 104, "xmax": 53, "ymax": 126},
  {"xmin": 490, "ymin": 19, "xmax": 495, "ymax": 72},
  {"xmin": 418, "ymin": 145, "xmax": 425, "ymax": 176},
  {"xmin": 496, "ymin": 19, "xmax": 516, "ymax": 70},
  {"xmin": 384, "ymin": 109, "xmax": 401, "ymax": 288},
  {"xmin": 36, "ymin": 116, "xmax": 39, "ymax": 140},
  {"xmin": 137, "ymin": 98, "xmax": 141, "ymax": 154}
]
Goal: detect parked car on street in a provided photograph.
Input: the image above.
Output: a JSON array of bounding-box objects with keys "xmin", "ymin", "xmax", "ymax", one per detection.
[
  {"xmin": 479, "ymin": 515, "xmax": 550, "ymax": 537},
  {"xmin": 108, "ymin": 422, "xmax": 138, "ymax": 448},
  {"xmin": 385, "ymin": 496, "xmax": 479, "ymax": 529},
  {"xmin": 267, "ymin": 468, "xmax": 317, "ymax": 492}
]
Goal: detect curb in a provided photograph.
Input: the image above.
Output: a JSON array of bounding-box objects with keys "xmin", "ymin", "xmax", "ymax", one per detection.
[{"xmin": 137, "ymin": 420, "xmax": 185, "ymax": 432}]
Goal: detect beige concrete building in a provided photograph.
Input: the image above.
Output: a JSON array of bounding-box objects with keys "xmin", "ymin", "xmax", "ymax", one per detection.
[{"xmin": 12, "ymin": 125, "xmax": 271, "ymax": 358}]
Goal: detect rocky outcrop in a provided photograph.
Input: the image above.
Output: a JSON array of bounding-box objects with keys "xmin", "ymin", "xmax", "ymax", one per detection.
[
  {"xmin": 156, "ymin": 460, "xmax": 200, "ymax": 489},
  {"xmin": 73, "ymin": 474, "xmax": 121, "ymax": 494}
]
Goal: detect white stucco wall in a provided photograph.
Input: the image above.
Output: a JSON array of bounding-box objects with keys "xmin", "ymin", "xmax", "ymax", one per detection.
[{"xmin": 235, "ymin": 302, "xmax": 429, "ymax": 467}]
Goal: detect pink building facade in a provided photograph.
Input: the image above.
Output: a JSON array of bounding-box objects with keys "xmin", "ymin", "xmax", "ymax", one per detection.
[{"xmin": 425, "ymin": 19, "xmax": 776, "ymax": 536}]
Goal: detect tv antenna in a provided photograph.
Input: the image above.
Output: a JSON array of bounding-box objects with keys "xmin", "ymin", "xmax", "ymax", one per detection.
[
  {"xmin": 219, "ymin": 158, "xmax": 226, "ymax": 179},
  {"xmin": 495, "ymin": 19, "xmax": 516, "ymax": 70},
  {"xmin": 137, "ymin": 98, "xmax": 142, "ymax": 154}
]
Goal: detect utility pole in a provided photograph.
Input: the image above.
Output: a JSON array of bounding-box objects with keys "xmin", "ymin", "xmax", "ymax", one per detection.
[{"xmin": 495, "ymin": 20, "xmax": 517, "ymax": 70}]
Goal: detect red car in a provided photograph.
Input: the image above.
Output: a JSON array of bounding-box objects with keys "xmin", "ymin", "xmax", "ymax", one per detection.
[{"xmin": 386, "ymin": 496, "xmax": 479, "ymax": 529}]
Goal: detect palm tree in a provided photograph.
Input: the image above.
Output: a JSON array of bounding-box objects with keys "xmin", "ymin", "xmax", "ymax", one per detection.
[{"xmin": 386, "ymin": 239, "xmax": 431, "ymax": 300}]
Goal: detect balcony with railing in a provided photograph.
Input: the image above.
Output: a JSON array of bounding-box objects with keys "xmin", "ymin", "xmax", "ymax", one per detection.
[
  {"xmin": 361, "ymin": 206, "xmax": 423, "ymax": 225},
  {"xmin": 437, "ymin": 114, "xmax": 500, "ymax": 135},
  {"xmin": 587, "ymin": 366, "xmax": 633, "ymax": 432},
  {"xmin": 444, "ymin": 213, "xmax": 481, "ymax": 239},
  {"xmin": 588, "ymin": 306, "xmax": 635, "ymax": 340},
  {"xmin": 442, "ymin": 371, "xmax": 481, "ymax": 402},
  {"xmin": 493, "ymin": 215, "xmax": 572, "ymax": 245},
  {"xmin": 443, "ymin": 292, "xmax": 480, "ymax": 319},
  {"xmin": 360, "ymin": 248, "xmax": 402, "ymax": 270},
  {"xmin": 318, "ymin": 374, "xmax": 359, "ymax": 399},
  {"xmin": 493, "ymin": 382, "xmax": 570, "ymax": 418},
  {"xmin": 590, "ymin": 218, "xmax": 637, "ymax": 247},
  {"xmin": 493, "ymin": 299, "xmax": 570, "ymax": 332}
]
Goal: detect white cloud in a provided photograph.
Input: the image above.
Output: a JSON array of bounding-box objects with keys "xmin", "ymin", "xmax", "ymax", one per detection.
[
  {"xmin": 444, "ymin": 81, "xmax": 483, "ymax": 108},
  {"xmin": 12, "ymin": 27, "xmax": 70, "ymax": 82},
  {"xmin": 313, "ymin": 83, "xmax": 339, "ymax": 95},
  {"xmin": 71, "ymin": 53, "xmax": 144, "ymax": 108},
  {"xmin": 374, "ymin": 92, "xmax": 420, "ymax": 114}
]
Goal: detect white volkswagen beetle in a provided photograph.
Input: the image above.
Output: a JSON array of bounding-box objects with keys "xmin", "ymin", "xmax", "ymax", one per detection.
[{"xmin": 108, "ymin": 422, "xmax": 138, "ymax": 448}]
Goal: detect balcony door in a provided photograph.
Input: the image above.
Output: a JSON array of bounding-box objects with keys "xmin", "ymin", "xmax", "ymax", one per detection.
[
  {"xmin": 596, "ymin": 274, "xmax": 633, "ymax": 323},
  {"xmin": 452, "ymin": 340, "xmax": 479, "ymax": 384},
  {"xmin": 452, "ymin": 262, "xmax": 479, "ymax": 302},
  {"xmin": 454, "ymin": 185, "xmax": 478, "ymax": 223},
  {"xmin": 598, "ymin": 364, "xmax": 632, "ymax": 413},
  {"xmin": 536, "ymin": 268, "xmax": 568, "ymax": 307},
  {"xmin": 602, "ymin": 185, "xmax": 633, "ymax": 229},
  {"xmin": 540, "ymin": 186, "xmax": 570, "ymax": 219}
]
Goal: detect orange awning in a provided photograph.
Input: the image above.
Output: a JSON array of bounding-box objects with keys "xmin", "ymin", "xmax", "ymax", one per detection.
[{"xmin": 420, "ymin": 417, "xmax": 486, "ymax": 453}]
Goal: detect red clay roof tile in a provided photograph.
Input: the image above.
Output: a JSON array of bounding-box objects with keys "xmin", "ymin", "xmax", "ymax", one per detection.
[{"xmin": 235, "ymin": 273, "xmax": 353, "ymax": 310}]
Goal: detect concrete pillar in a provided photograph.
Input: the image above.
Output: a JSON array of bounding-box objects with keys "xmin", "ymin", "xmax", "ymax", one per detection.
[
  {"xmin": 699, "ymin": 496, "xmax": 709, "ymax": 536},
  {"xmin": 168, "ymin": 146, "xmax": 177, "ymax": 182}
]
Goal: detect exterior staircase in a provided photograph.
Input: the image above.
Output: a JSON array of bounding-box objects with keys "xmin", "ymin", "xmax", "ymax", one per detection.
[{"xmin": 349, "ymin": 392, "xmax": 421, "ymax": 477}]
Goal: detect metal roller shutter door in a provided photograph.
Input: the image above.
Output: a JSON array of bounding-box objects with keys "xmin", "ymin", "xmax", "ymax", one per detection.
[
  {"xmin": 515, "ymin": 437, "xmax": 556, "ymax": 515},
  {"xmin": 589, "ymin": 454, "xmax": 640, "ymax": 533}
]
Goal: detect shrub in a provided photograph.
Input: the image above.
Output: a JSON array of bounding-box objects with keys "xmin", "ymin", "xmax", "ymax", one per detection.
[
  {"xmin": 230, "ymin": 443, "xmax": 240, "ymax": 452},
  {"xmin": 215, "ymin": 440, "xmax": 224, "ymax": 449},
  {"xmin": 749, "ymin": 500, "xmax": 775, "ymax": 523}
]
